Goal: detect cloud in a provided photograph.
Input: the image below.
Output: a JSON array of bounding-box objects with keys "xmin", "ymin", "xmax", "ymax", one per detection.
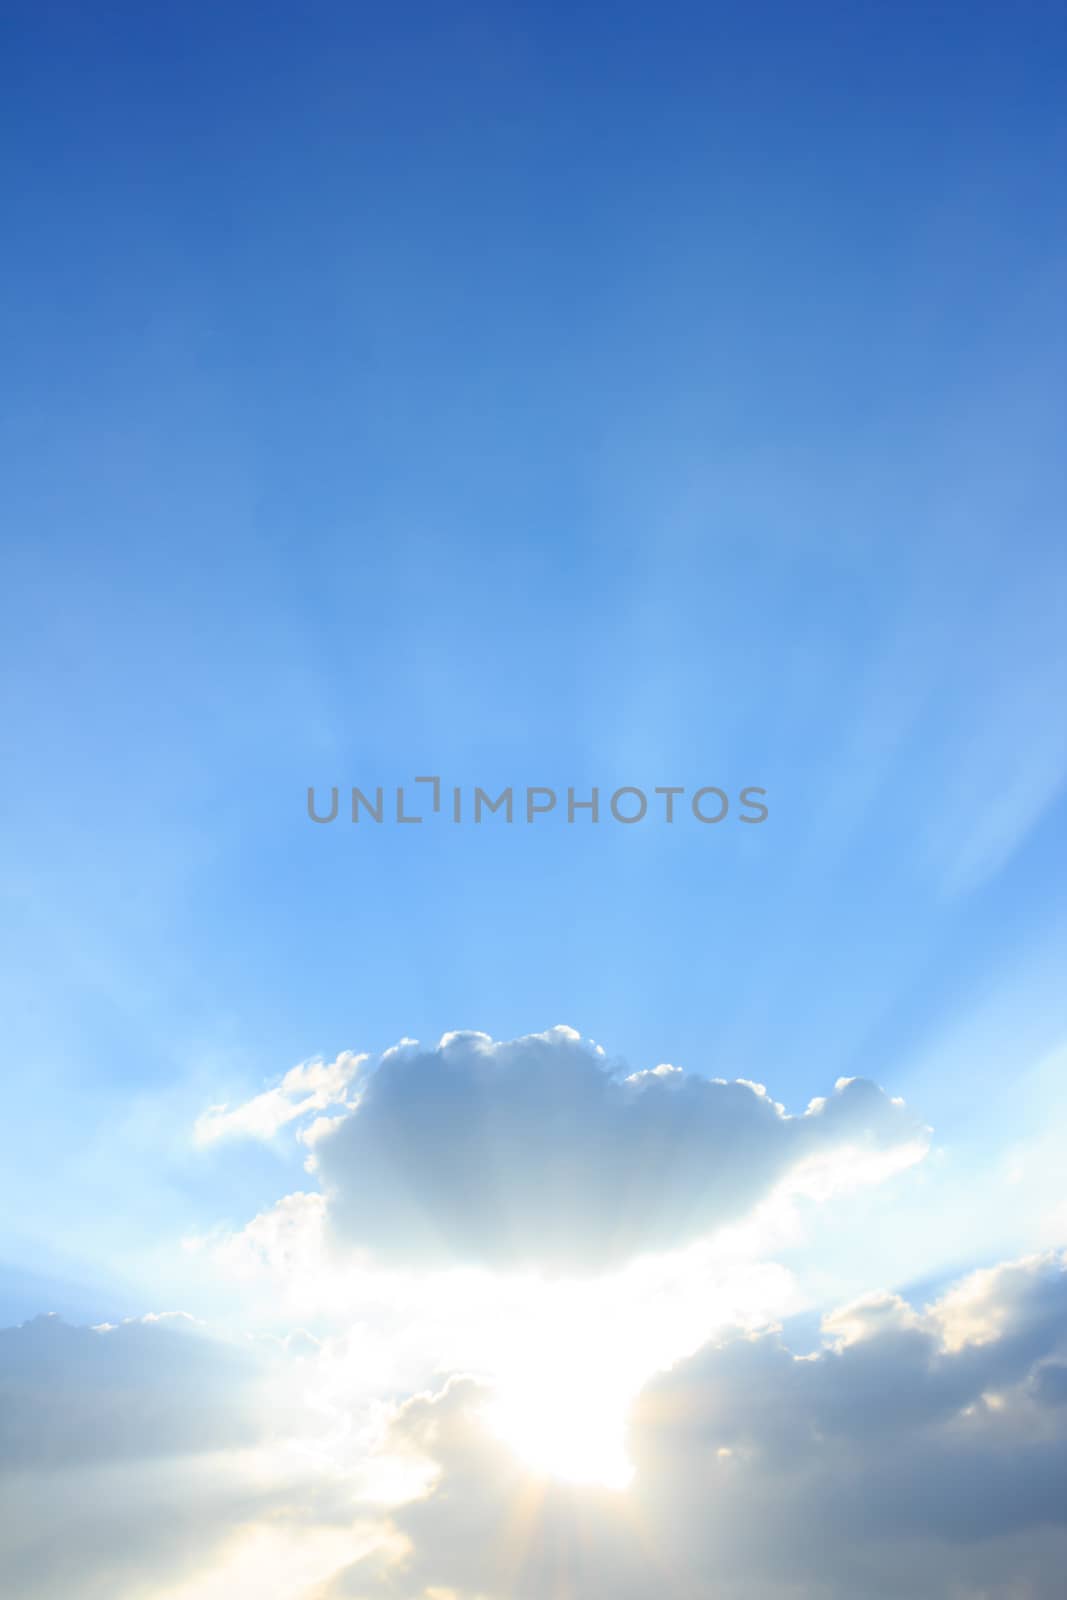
[
  {"xmin": 299, "ymin": 1027, "xmax": 928, "ymax": 1270},
  {"xmin": 0, "ymin": 1308, "xmax": 368, "ymax": 1600},
  {"xmin": 0, "ymin": 1312, "xmax": 268, "ymax": 1467},
  {"xmin": 194, "ymin": 1050, "xmax": 368, "ymax": 1145},
  {"xmin": 5, "ymin": 1250, "xmax": 1066, "ymax": 1599},
  {"xmin": 329, "ymin": 1251, "xmax": 1067, "ymax": 1600}
]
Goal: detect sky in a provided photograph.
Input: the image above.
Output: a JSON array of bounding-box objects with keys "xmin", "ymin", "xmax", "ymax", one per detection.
[{"xmin": 1, "ymin": 3, "xmax": 1066, "ymax": 1597}]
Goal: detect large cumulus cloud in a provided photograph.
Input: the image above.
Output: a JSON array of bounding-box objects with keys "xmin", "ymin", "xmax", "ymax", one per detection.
[
  {"xmin": 249, "ymin": 1026, "xmax": 929, "ymax": 1271},
  {"xmin": 630, "ymin": 1251, "xmax": 1067, "ymax": 1597}
]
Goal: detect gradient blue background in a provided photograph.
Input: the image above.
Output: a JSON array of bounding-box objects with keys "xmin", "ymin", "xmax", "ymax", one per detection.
[{"xmin": 2, "ymin": 0, "xmax": 1065, "ymax": 1318}]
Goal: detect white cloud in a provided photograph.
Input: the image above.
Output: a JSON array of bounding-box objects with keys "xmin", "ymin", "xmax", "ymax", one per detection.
[
  {"xmin": 25, "ymin": 1022, "xmax": 1066, "ymax": 1597},
  {"xmin": 211, "ymin": 1026, "xmax": 928, "ymax": 1272},
  {"xmin": 193, "ymin": 1051, "xmax": 368, "ymax": 1145}
]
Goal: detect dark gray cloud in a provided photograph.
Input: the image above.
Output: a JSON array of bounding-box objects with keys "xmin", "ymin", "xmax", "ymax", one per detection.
[
  {"xmin": 314, "ymin": 1027, "xmax": 926, "ymax": 1271},
  {"xmin": 330, "ymin": 1251, "xmax": 1067, "ymax": 1600}
]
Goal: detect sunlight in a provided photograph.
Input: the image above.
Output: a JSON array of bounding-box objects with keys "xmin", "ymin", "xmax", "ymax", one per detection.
[
  {"xmin": 475, "ymin": 1244, "xmax": 800, "ymax": 1490},
  {"xmin": 486, "ymin": 1363, "xmax": 636, "ymax": 1490},
  {"xmin": 153, "ymin": 1523, "xmax": 365, "ymax": 1600},
  {"xmin": 488, "ymin": 1388, "xmax": 634, "ymax": 1489}
]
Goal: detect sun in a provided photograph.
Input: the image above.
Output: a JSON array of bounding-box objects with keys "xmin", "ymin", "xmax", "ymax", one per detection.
[
  {"xmin": 458, "ymin": 1235, "xmax": 791, "ymax": 1493},
  {"xmin": 485, "ymin": 1366, "xmax": 636, "ymax": 1490}
]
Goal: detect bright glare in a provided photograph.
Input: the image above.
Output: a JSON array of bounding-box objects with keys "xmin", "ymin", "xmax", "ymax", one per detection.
[
  {"xmin": 256, "ymin": 1240, "xmax": 800, "ymax": 1496},
  {"xmin": 474, "ymin": 1244, "xmax": 801, "ymax": 1490},
  {"xmin": 486, "ymin": 1364, "xmax": 636, "ymax": 1490}
]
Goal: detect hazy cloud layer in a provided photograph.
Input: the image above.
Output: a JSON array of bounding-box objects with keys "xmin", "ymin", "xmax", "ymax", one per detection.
[
  {"xmin": 0, "ymin": 1312, "xmax": 268, "ymax": 1468},
  {"xmin": 0, "ymin": 1312, "xmax": 349, "ymax": 1600},
  {"xmin": 4, "ymin": 1254, "xmax": 1066, "ymax": 1597}
]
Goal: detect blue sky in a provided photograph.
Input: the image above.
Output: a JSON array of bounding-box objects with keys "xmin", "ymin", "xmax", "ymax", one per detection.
[
  {"xmin": 1, "ymin": 7, "xmax": 1066, "ymax": 1594},
  {"xmin": 5, "ymin": 0, "xmax": 1065, "ymax": 1305}
]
